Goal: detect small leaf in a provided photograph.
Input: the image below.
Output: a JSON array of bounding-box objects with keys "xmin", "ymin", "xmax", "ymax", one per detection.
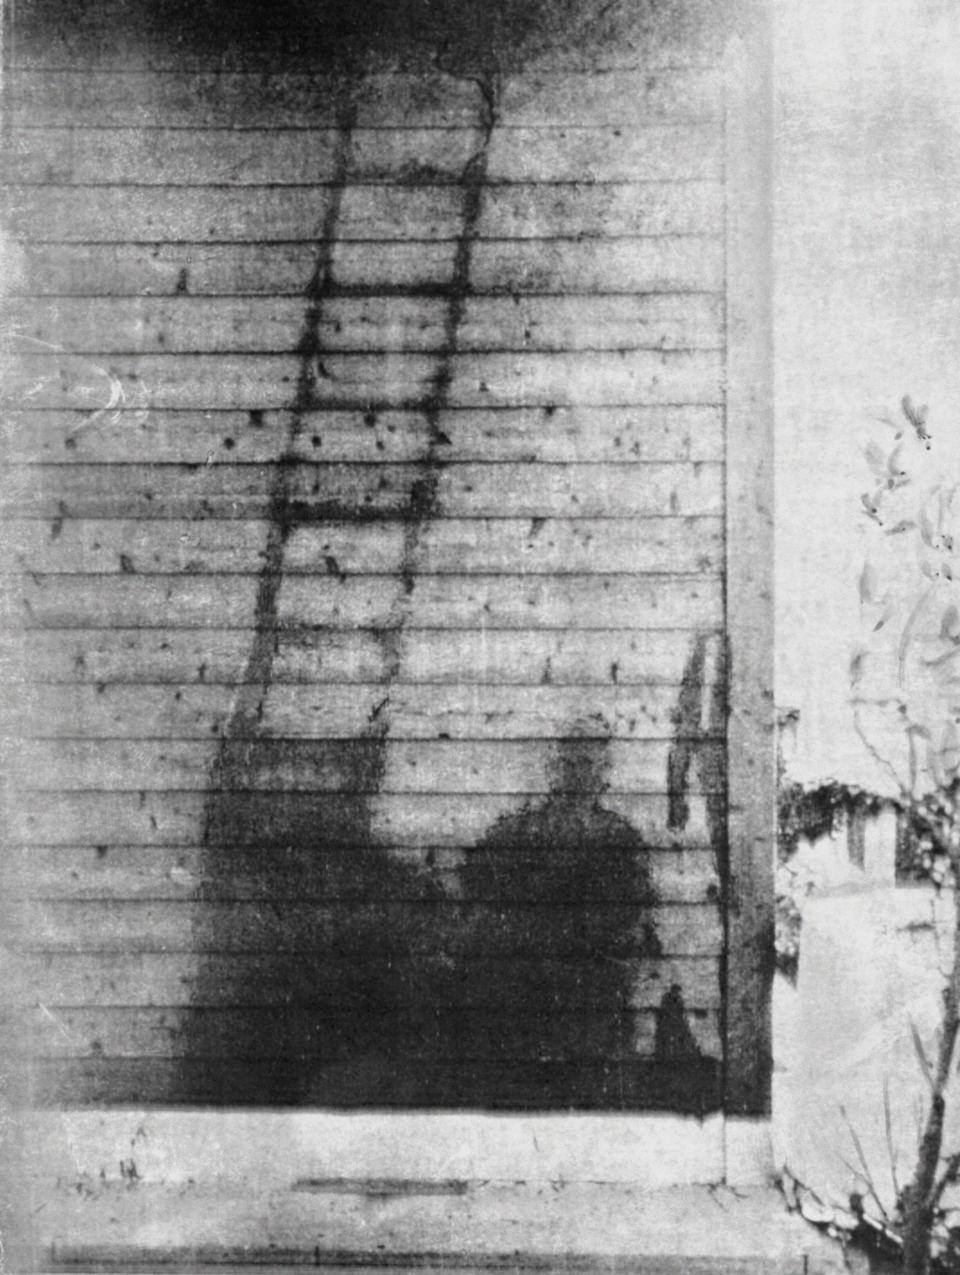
[
  {"xmin": 910, "ymin": 1020, "xmax": 936, "ymax": 1093},
  {"xmin": 873, "ymin": 601, "xmax": 896, "ymax": 632},
  {"xmin": 849, "ymin": 648, "xmax": 868, "ymax": 687},
  {"xmin": 919, "ymin": 501, "xmax": 937, "ymax": 546},
  {"xmin": 940, "ymin": 605, "xmax": 960, "ymax": 641},
  {"xmin": 859, "ymin": 562, "xmax": 879, "ymax": 604},
  {"xmin": 865, "ymin": 440, "xmax": 887, "ymax": 474},
  {"xmin": 861, "ymin": 491, "xmax": 883, "ymax": 523},
  {"xmin": 887, "ymin": 441, "xmax": 906, "ymax": 478}
]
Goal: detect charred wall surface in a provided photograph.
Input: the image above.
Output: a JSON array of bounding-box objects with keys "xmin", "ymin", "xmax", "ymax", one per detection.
[{"xmin": 4, "ymin": 0, "xmax": 734, "ymax": 1110}]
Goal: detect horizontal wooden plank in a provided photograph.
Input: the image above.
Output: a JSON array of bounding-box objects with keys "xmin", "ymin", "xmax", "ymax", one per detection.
[
  {"xmin": 6, "ymin": 517, "xmax": 724, "ymax": 575},
  {"xmin": 6, "ymin": 3, "xmax": 722, "ymax": 74},
  {"xmin": 8, "ymin": 294, "xmax": 724, "ymax": 353},
  {"xmin": 12, "ymin": 899, "xmax": 722, "ymax": 957},
  {"xmin": 7, "ymin": 350, "xmax": 722, "ymax": 410},
  {"xmin": 7, "ymin": 845, "xmax": 719, "ymax": 906},
  {"xmin": 3, "ymin": 125, "xmax": 722, "ymax": 185},
  {"xmin": 12, "ymin": 950, "xmax": 722, "ymax": 1009},
  {"xmin": 0, "ymin": 627, "xmax": 722, "ymax": 686},
  {"xmin": 8, "ymin": 790, "xmax": 715, "ymax": 848},
  {"xmin": 6, "ymin": 184, "xmax": 723, "ymax": 245},
  {"xmin": 1, "ymin": 461, "xmax": 723, "ymax": 519},
  {"xmin": 9, "ymin": 235, "xmax": 724, "ymax": 296},
  {"xmin": 6, "ymin": 70, "xmax": 722, "ymax": 129},
  {"xmin": 7, "ymin": 737, "xmax": 722, "ymax": 794},
  {"xmin": 24, "ymin": 1054, "xmax": 723, "ymax": 1109},
  {"xmin": 12, "ymin": 1004, "xmax": 722, "ymax": 1061},
  {"xmin": 1, "ymin": 682, "xmax": 722, "ymax": 741},
  {"xmin": 1, "ymin": 405, "xmax": 725, "ymax": 465},
  {"xmin": 5, "ymin": 573, "xmax": 722, "ymax": 630}
]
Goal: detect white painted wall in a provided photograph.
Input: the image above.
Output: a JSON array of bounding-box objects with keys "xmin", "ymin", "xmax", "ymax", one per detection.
[{"xmin": 775, "ymin": 0, "xmax": 960, "ymax": 788}]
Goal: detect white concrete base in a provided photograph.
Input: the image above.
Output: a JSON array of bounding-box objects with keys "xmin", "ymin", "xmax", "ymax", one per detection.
[
  {"xmin": 9, "ymin": 1110, "xmax": 783, "ymax": 1269},
  {"xmin": 19, "ymin": 1110, "xmax": 736, "ymax": 1190},
  {"xmin": 10, "ymin": 1181, "xmax": 844, "ymax": 1274}
]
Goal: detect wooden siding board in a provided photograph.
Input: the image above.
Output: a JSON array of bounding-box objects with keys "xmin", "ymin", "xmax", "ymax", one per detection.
[
  {"xmin": 5, "ymin": 574, "xmax": 723, "ymax": 631},
  {"xmin": 8, "ymin": 350, "xmax": 723, "ymax": 409},
  {"xmin": 12, "ymin": 901, "xmax": 723, "ymax": 958},
  {"xmin": 722, "ymin": 28, "xmax": 776, "ymax": 1115},
  {"xmin": 1, "ymin": 406, "xmax": 726, "ymax": 465},
  {"xmin": 9, "ymin": 846, "xmax": 719, "ymax": 907},
  {"xmin": 6, "ymin": 294, "xmax": 724, "ymax": 353},
  {"xmin": 3, "ymin": 683, "xmax": 723, "ymax": 742},
  {"xmin": 11, "ymin": 951, "xmax": 723, "ymax": 1009},
  {"xmin": 6, "ymin": 69, "xmax": 723, "ymax": 129},
  {"xmin": 3, "ymin": 30, "xmax": 749, "ymax": 1114},
  {"xmin": 8, "ymin": 738, "xmax": 724, "ymax": 795},
  {"xmin": 1, "ymin": 462, "xmax": 724, "ymax": 519},
  {"xmin": 3, "ymin": 124, "xmax": 722, "ymax": 185},
  {"xmin": 10, "ymin": 1005, "xmax": 723, "ymax": 1061},
  {"xmin": 0, "ymin": 628, "xmax": 723, "ymax": 686},
  {"xmin": 21, "ymin": 1057, "xmax": 724, "ymax": 1109},
  {"xmin": 4, "ymin": 517, "xmax": 724, "ymax": 576},
  {"xmin": 10, "ymin": 237, "xmax": 725, "ymax": 296}
]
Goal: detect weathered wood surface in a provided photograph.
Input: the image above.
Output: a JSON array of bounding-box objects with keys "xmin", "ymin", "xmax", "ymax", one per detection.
[
  {"xmin": 10, "ymin": 236, "xmax": 724, "ymax": 297},
  {"xmin": 5, "ymin": 517, "xmax": 724, "ymax": 575},
  {"xmin": 10, "ymin": 950, "xmax": 722, "ymax": 1008},
  {"xmin": 0, "ymin": 628, "xmax": 722, "ymax": 686},
  {"xmin": 7, "ymin": 350, "xmax": 723, "ymax": 409},
  {"xmin": 7, "ymin": 845, "xmax": 719, "ymax": 905},
  {"xmin": 12, "ymin": 900, "xmax": 722, "ymax": 958},
  {"xmin": 9, "ymin": 1005, "xmax": 723, "ymax": 1061},
  {"xmin": 2, "ymin": 683, "xmax": 721, "ymax": 741},
  {"xmin": 1, "ymin": 406, "xmax": 725, "ymax": 464},
  {"xmin": 7, "ymin": 294, "xmax": 724, "ymax": 353},
  {"xmin": 8, "ymin": 738, "xmax": 723, "ymax": 793},
  {"xmin": 5, "ymin": 36, "xmax": 739, "ymax": 1113},
  {"xmin": 6, "ymin": 70, "xmax": 723, "ymax": 128},
  {"xmin": 5, "ymin": 574, "xmax": 722, "ymax": 630},
  {"xmin": 4, "ymin": 125, "xmax": 722, "ymax": 185},
  {"xmin": 1, "ymin": 462, "xmax": 723, "ymax": 519},
  {"xmin": 6, "ymin": 186, "xmax": 724, "ymax": 245}
]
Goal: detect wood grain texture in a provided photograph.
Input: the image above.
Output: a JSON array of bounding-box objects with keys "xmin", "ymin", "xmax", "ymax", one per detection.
[
  {"xmin": 5, "ymin": 517, "xmax": 724, "ymax": 575},
  {"xmin": 5, "ymin": 185, "xmax": 724, "ymax": 244},
  {"xmin": 2, "ymin": 406, "xmax": 725, "ymax": 465},
  {"xmin": 8, "ymin": 294, "xmax": 724, "ymax": 353},
  {"xmin": 4, "ymin": 38, "xmax": 739, "ymax": 1114},
  {"xmin": 0, "ymin": 627, "xmax": 723, "ymax": 686},
  {"xmin": 22, "ymin": 1056, "xmax": 724, "ymax": 1109},
  {"xmin": 3, "ymin": 125, "xmax": 721, "ymax": 185},
  {"xmin": 6, "ymin": 69, "xmax": 722, "ymax": 129},
  {"xmin": 3, "ymin": 683, "xmax": 722, "ymax": 741},
  {"xmin": 8, "ymin": 845, "xmax": 719, "ymax": 905},
  {"xmin": 11, "ymin": 950, "xmax": 722, "ymax": 1009},
  {"xmin": 721, "ymin": 27, "xmax": 776, "ymax": 1117},
  {"xmin": 6, "ymin": 574, "xmax": 722, "ymax": 631},
  {"xmin": 12, "ymin": 900, "xmax": 722, "ymax": 957},
  {"xmin": 8, "ymin": 738, "xmax": 724, "ymax": 794},
  {"xmin": 1, "ymin": 462, "xmax": 724, "ymax": 519},
  {"xmin": 11, "ymin": 237, "xmax": 724, "ymax": 297},
  {"xmin": 11, "ymin": 1005, "xmax": 723, "ymax": 1061}
]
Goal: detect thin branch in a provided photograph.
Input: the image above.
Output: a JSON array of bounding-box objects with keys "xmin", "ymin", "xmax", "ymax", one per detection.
[
  {"xmin": 883, "ymin": 1078, "xmax": 901, "ymax": 1203},
  {"xmin": 931, "ymin": 1151, "xmax": 960, "ymax": 1213},
  {"xmin": 852, "ymin": 703, "xmax": 912, "ymax": 799},
  {"xmin": 840, "ymin": 1104, "xmax": 891, "ymax": 1223}
]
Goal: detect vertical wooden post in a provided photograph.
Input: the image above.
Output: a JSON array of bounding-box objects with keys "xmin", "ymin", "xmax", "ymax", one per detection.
[{"xmin": 723, "ymin": 3, "xmax": 775, "ymax": 1116}]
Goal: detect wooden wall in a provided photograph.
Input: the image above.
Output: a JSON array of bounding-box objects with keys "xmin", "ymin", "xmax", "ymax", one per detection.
[{"xmin": 2, "ymin": 8, "xmax": 742, "ymax": 1110}]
